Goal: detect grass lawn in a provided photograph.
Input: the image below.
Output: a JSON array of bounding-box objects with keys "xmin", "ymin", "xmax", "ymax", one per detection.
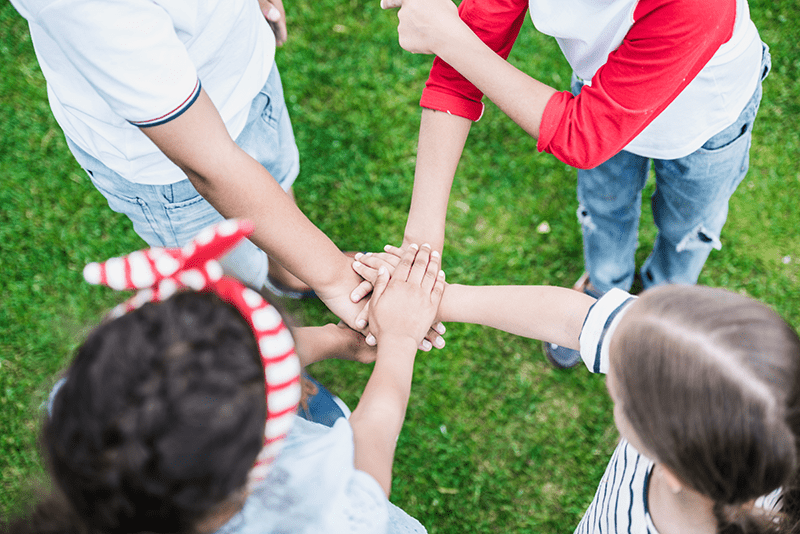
[{"xmin": 1, "ymin": 0, "xmax": 798, "ymax": 531}]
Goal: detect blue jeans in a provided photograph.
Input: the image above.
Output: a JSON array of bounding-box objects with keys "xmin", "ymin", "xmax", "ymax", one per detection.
[
  {"xmin": 67, "ymin": 63, "xmax": 300, "ymax": 289},
  {"xmin": 574, "ymin": 43, "xmax": 771, "ymax": 294}
]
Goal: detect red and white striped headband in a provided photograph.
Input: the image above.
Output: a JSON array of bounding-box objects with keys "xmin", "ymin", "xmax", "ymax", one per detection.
[{"xmin": 83, "ymin": 219, "xmax": 301, "ymax": 482}]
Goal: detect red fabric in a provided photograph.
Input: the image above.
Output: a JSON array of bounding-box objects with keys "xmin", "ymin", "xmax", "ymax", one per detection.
[
  {"xmin": 422, "ymin": 0, "xmax": 736, "ymax": 168},
  {"xmin": 421, "ymin": 0, "xmax": 529, "ymax": 121}
]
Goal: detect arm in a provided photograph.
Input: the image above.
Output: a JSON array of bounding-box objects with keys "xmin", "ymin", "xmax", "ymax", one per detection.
[
  {"xmin": 385, "ymin": 0, "xmax": 736, "ymax": 168},
  {"xmin": 139, "ymin": 90, "xmax": 367, "ymax": 328},
  {"xmin": 349, "ymin": 245, "xmax": 445, "ymax": 496},
  {"xmin": 438, "ymin": 284, "xmax": 594, "ymax": 350},
  {"xmin": 402, "ymin": 108, "xmax": 471, "ymax": 252},
  {"xmin": 352, "ymin": 248, "xmax": 593, "ymax": 349},
  {"xmin": 291, "ymin": 323, "xmax": 377, "ymax": 367}
]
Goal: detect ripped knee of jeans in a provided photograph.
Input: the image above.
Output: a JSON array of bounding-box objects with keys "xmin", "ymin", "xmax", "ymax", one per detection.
[
  {"xmin": 577, "ymin": 204, "xmax": 597, "ymax": 232},
  {"xmin": 676, "ymin": 224, "xmax": 722, "ymax": 253}
]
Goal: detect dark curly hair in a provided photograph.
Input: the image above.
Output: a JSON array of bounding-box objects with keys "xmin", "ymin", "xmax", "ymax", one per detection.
[{"xmin": 5, "ymin": 292, "xmax": 267, "ymax": 534}]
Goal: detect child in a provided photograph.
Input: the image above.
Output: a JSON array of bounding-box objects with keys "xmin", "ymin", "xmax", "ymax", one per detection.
[
  {"xmin": 4, "ymin": 221, "xmax": 443, "ymax": 534},
  {"xmin": 355, "ymin": 249, "xmax": 800, "ymax": 533}
]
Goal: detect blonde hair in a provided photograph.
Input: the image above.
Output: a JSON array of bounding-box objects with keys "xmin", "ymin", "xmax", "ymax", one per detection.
[{"xmin": 611, "ymin": 285, "xmax": 800, "ymax": 534}]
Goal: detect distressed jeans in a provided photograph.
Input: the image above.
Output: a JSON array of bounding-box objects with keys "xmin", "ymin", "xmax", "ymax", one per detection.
[{"xmin": 574, "ymin": 43, "xmax": 770, "ymax": 294}]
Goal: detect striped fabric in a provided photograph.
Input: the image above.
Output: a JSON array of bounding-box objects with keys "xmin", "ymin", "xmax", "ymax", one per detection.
[
  {"xmin": 83, "ymin": 219, "xmax": 301, "ymax": 484},
  {"xmin": 128, "ymin": 79, "xmax": 202, "ymax": 128}
]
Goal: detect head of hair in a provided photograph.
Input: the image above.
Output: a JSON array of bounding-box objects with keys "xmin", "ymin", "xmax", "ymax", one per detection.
[
  {"xmin": 611, "ymin": 285, "xmax": 800, "ymax": 533},
  {"xmin": 30, "ymin": 291, "xmax": 266, "ymax": 534}
]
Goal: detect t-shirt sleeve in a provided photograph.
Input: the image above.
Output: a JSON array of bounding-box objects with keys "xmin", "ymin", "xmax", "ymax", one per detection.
[
  {"xmin": 33, "ymin": 0, "xmax": 200, "ymax": 126},
  {"xmin": 578, "ymin": 288, "xmax": 637, "ymax": 375},
  {"xmin": 537, "ymin": 0, "xmax": 736, "ymax": 168},
  {"xmin": 420, "ymin": 0, "xmax": 529, "ymax": 121}
]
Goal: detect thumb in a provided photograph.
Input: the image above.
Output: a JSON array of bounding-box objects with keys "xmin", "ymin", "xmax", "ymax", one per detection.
[{"xmin": 380, "ymin": 0, "xmax": 403, "ymax": 9}]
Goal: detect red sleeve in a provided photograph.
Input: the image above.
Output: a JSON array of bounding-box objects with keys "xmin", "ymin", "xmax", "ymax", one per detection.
[
  {"xmin": 420, "ymin": 0, "xmax": 529, "ymax": 122},
  {"xmin": 537, "ymin": 0, "xmax": 736, "ymax": 169}
]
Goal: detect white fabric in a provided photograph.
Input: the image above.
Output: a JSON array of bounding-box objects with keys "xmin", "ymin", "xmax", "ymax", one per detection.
[
  {"xmin": 579, "ymin": 288, "xmax": 636, "ymax": 375},
  {"xmin": 528, "ymin": 0, "xmax": 762, "ymax": 159},
  {"xmin": 10, "ymin": 0, "xmax": 275, "ymax": 185},
  {"xmin": 220, "ymin": 416, "xmax": 426, "ymax": 534}
]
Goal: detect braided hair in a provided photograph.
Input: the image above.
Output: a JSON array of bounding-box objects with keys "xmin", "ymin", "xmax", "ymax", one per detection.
[{"xmin": 6, "ymin": 292, "xmax": 266, "ymax": 534}]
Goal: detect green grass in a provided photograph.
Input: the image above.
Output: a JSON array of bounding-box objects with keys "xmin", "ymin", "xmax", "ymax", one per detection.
[{"xmin": 1, "ymin": 0, "xmax": 798, "ymax": 531}]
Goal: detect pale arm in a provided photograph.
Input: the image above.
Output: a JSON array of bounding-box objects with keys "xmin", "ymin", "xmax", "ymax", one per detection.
[
  {"xmin": 138, "ymin": 89, "xmax": 366, "ymax": 328},
  {"xmin": 350, "ymin": 245, "xmax": 445, "ymax": 495},
  {"xmin": 438, "ymin": 284, "xmax": 595, "ymax": 350},
  {"xmin": 402, "ymin": 108, "xmax": 471, "ymax": 252}
]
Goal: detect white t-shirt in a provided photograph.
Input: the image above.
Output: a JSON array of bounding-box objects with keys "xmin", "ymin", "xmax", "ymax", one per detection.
[{"xmin": 10, "ymin": 0, "xmax": 275, "ymax": 184}]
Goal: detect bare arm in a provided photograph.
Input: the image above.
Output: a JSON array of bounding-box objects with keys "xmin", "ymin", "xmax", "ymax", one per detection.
[
  {"xmin": 138, "ymin": 89, "xmax": 367, "ymax": 328},
  {"xmin": 291, "ymin": 323, "xmax": 377, "ymax": 367},
  {"xmin": 402, "ymin": 109, "xmax": 471, "ymax": 252},
  {"xmin": 350, "ymin": 245, "xmax": 445, "ymax": 495},
  {"xmin": 438, "ymin": 284, "xmax": 594, "ymax": 350}
]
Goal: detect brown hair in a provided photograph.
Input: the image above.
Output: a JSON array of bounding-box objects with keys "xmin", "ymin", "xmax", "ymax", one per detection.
[{"xmin": 611, "ymin": 285, "xmax": 800, "ymax": 534}]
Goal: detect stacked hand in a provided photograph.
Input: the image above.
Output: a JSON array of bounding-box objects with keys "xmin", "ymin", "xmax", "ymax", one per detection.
[{"xmin": 366, "ymin": 244, "xmax": 446, "ymax": 351}]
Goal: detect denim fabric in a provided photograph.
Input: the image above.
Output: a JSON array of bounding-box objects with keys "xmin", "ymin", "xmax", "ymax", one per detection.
[
  {"xmin": 66, "ymin": 63, "xmax": 299, "ymax": 290},
  {"xmin": 574, "ymin": 43, "xmax": 770, "ymax": 294}
]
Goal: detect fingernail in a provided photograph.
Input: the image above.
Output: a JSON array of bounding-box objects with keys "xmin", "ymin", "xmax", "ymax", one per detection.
[
  {"xmin": 356, "ymin": 319, "xmax": 366, "ymax": 329},
  {"xmin": 409, "ymin": 243, "xmax": 419, "ymax": 250},
  {"xmin": 366, "ymin": 334, "xmax": 376, "ymax": 345},
  {"xmin": 378, "ymin": 266, "xmax": 386, "ymax": 275},
  {"xmin": 353, "ymin": 261, "xmax": 362, "ymax": 268},
  {"xmin": 432, "ymin": 250, "xmax": 440, "ymax": 258},
  {"xmin": 421, "ymin": 339, "xmax": 432, "ymax": 351},
  {"xmin": 439, "ymin": 270, "xmax": 445, "ymax": 279},
  {"xmin": 354, "ymin": 252, "xmax": 363, "ymax": 260},
  {"xmin": 365, "ymin": 252, "xmax": 372, "ymax": 256},
  {"xmin": 384, "ymin": 244, "xmax": 392, "ymax": 251},
  {"xmin": 267, "ymin": 6, "xmax": 281, "ymax": 20},
  {"xmin": 435, "ymin": 322, "xmax": 446, "ymax": 334},
  {"xmin": 434, "ymin": 336, "xmax": 445, "ymax": 348}
]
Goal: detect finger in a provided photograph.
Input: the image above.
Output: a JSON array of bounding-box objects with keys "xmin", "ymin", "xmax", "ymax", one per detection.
[
  {"xmin": 420, "ymin": 248, "xmax": 441, "ymax": 292},
  {"xmin": 407, "ymin": 244, "xmax": 432, "ymax": 286},
  {"xmin": 383, "ymin": 244, "xmax": 404, "ymax": 259},
  {"xmin": 350, "ymin": 279, "xmax": 374, "ymax": 303},
  {"xmin": 431, "ymin": 269, "xmax": 446, "ymax": 307},
  {"xmin": 419, "ymin": 338, "xmax": 433, "ymax": 352},
  {"xmin": 394, "ymin": 244, "xmax": 418, "ymax": 282},
  {"xmin": 371, "ymin": 265, "xmax": 391, "ymax": 304},
  {"xmin": 354, "ymin": 300, "xmax": 370, "ymax": 330},
  {"xmin": 423, "ymin": 326, "xmax": 446, "ymax": 350},
  {"xmin": 380, "ymin": 0, "xmax": 403, "ymax": 9}
]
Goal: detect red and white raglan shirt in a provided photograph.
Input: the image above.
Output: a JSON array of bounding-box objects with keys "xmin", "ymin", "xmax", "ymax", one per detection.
[
  {"xmin": 10, "ymin": 0, "xmax": 275, "ymax": 185},
  {"xmin": 422, "ymin": 0, "xmax": 763, "ymax": 169}
]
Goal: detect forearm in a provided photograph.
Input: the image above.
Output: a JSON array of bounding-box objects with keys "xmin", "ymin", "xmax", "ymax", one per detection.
[
  {"xmin": 438, "ymin": 284, "xmax": 595, "ymax": 350},
  {"xmin": 350, "ymin": 336, "xmax": 418, "ymax": 496},
  {"xmin": 403, "ymin": 108, "xmax": 472, "ymax": 253},
  {"xmin": 432, "ymin": 22, "xmax": 556, "ymax": 140},
  {"xmin": 290, "ymin": 324, "xmax": 343, "ymax": 367}
]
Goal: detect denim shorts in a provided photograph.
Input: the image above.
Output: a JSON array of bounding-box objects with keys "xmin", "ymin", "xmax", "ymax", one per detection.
[{"xmin": 67, "ymin": 63, "xmax": 299, "ymax": 289}]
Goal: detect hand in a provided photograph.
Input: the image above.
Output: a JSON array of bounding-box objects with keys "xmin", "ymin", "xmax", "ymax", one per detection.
[
  {"xmin": 379, "ymin": 0, "xmax": 461, "ymax": 56},
  {"xmin": 258, "ymin": 0, "xmax": 288, "ymax": 46},
  {"xmin": 331, "ymin": 321, "xmax": 378, "ymax": 364},
  {"xmin": 352, "ymin": 247, "xmax": 446, "ymax": 351},
  {"xmin": 367, "ymin": 244, "xmax": 445, "ymax": 349}
]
